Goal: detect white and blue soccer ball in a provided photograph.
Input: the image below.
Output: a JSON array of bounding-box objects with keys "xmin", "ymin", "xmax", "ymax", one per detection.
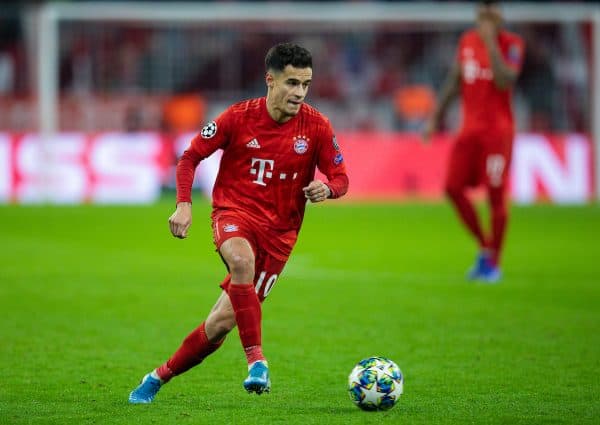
[{"xmin": 348, "ymin": 356, "xmax": 403, "ymax": 411}]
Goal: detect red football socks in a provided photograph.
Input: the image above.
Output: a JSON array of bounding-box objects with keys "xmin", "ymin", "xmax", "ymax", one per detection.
[
  {"xmin": 447, "ymin": 185, "xmax": 509, "ymax": 267},
  {"xmin": 227, "ymin": 283, "xmax": 265, "ymax": 364},
  {"xmin": 489, "ymin": 188, "xmax": 509, "ymax": 266},
  {"xmin": 156, "ymin": 322, "xmax": 224, "ymax": 383},
  {"xmin": 446, "ymin": 187, "xmax": 487, "ymax": 248},
  {"xmin": 154, "ymin": 283, "xmax": 265, "ymax": 382},
  {"xmin": 245, "ymin": 345, "xmax": 266, "ymax": 365}
]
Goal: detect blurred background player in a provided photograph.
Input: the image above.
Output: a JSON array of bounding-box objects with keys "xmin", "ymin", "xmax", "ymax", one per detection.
[
  {"xmin": 128, "ymin": 42, "xmax": 349, "ymax": 403},
  {"xmin": 422, "ymin": 0, "xmax": 524, "ymax": 282}
]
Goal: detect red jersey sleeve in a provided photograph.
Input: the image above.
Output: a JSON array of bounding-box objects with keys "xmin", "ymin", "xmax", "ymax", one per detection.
[
  {"xmin": 502, "ymin": 33, "xmax": 525, "ymax": 73},
  {"xmin": 316, "ymin": 121, "xmax": 348, "ymax": 199},
  {"xmin": 176, "ymin": 109, "xmax": 233, "ymax": 203}
]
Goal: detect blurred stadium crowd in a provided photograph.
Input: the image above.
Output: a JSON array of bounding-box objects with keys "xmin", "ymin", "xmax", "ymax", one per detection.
[{"xmin": 0, "ymin": 1, "xmax": 595, "ymax": 133}]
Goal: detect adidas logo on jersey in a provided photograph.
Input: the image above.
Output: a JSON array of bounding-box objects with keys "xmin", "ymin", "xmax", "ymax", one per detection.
[{"xmin": 246, "ymin": 138, "xmax": 261, "ymax": 149}]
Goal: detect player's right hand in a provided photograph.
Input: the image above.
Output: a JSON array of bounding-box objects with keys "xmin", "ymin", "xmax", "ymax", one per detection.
[{"xmin": 169, "ymin": 202, "xmax": 192, "ymax": 239}]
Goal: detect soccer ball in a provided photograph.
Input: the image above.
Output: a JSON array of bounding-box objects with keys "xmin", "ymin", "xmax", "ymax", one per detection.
[{"xmin": 348, "ymin": 356, "xmax": 403, "ymax": 411}]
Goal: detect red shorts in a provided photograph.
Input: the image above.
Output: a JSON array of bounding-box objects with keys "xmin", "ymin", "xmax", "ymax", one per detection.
[
  {"xmin": 212, "ymin": 211, "xmax": 298, "ymax": 301},
  {"xmin": 445, "ymin": 130, "xmax": 514, "ymax": 190}
]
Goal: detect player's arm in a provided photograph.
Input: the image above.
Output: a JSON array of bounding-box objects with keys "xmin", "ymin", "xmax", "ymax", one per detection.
[
  {"xmin": 305, "ymin": 128, "xmax": 348, "ymax": 203},
  {"xmin": 169, "ymin": 113, "xmax": 231, "ymax": 238},
  {"xmin": 303, "ymin": 171, "xmax": 348, "ymax": 203},
  {"xmin": 479, "ymin": 17, "xmax": 521, "ymax": 90},
  {"xmin": 481, "ymin": 34, "xmax": 518, "ymax": 89},
  {"xmin": 168, "ymin": 201, "xmax": 192, "ymax": 239},
  {"xmin": 422, "ymin": 60, "xmax": 461, "ymax": 143}
]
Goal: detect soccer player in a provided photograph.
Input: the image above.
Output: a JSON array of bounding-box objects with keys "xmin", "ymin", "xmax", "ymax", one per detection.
[
  {"xmin": 422, "ymin": 0, "xmax": 524, "ymax": 283},
  {"xmin": 128, "ymin": 43, "xmax": 349, "ymax": 403}
]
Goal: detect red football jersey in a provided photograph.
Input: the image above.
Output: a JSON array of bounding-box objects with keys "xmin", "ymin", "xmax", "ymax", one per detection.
[
  {"xmin": 177, "ymin": 97, "xmax": 349, "ymax": 231},
  {"xmin": 457, "ymin": 29, "xmax": 525, "ymax": 134}
]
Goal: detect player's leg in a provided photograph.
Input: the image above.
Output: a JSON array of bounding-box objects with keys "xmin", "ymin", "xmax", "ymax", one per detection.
[
  {"xmin": 212, "ymin": 213, "xmax": 273, "ymax": 394},
  {"xmin": 481, "ymin": 139, "xmax": 513, "ymax": 283},
  {"xmin": 244, "ymin": 253, "xmax": 286, "ymax": 394},
  {"xmin": 128, "ymin": 287, "xmax": 234, "ymax": 404},
  {"xmin": 444, "ymin": 135, "xmax": 489, "ymax": 278},
  {"xmin": 156, "ymin": 287, "xmax": 234, "ymax": 381},
  {"xmin": 220, "ymin": 236, "xmax": 263, "ymax": 364},
  {"xmin": 129, "ymin": 215, "xmax": 261, "ymax": 403},
  {"xmin": 484, "ymin": 184, "xmax": 507, "ymax": 282},
  {"xmin": 219, "ymin": 248, "xmax": 288, "ymax": 395},
  {"xmin": 219, "ymin": 236, "xmax": 271, "ymax": 394},
  {"xmin": 445, "ymin": 135, "xmax": 487, "ymax": 248},
  {"xmin": 446, "ymin": 182, "xmax": 487, "ymax": 248}
]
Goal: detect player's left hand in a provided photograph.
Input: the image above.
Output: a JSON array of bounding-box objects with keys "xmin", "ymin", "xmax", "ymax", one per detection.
[{"xmin": 303, "ymin": 180, "xmax": 331, "ymax": 203}]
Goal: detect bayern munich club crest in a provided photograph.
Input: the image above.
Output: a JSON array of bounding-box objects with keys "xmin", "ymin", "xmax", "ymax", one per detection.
[
  {"xmin": 201, "ymin": 121, "xmax": 217, "ymax": 139},
  {"xmin": 293, "ymin": 136, "xmax": 309, "ymax": 154},
  {"xmin": 223, "ymin": 224, "xmax": 239, "ymax": 233}
]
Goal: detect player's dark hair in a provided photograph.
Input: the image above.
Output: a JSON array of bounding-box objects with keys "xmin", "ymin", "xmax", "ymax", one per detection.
[
  {"xmin": 265, "ymin": 43, "xmax": 312, "ymax": 73},
  {"xmin": 480, "ymin": 0, "xmax": 498, "ymax": 5}
]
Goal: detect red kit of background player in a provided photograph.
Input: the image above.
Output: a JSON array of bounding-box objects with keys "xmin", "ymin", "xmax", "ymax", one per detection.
[{"xmin": 424, "ymin": 0, "xmax": 524, "ymax": 282}]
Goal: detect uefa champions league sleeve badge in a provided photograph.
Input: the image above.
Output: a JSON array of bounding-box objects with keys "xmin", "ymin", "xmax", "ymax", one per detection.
[{"xmin": 201, "ymin": 121, "xmax": 218, "ymax": 139}]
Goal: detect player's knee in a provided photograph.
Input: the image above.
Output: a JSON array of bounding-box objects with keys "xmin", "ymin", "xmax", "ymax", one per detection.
[{"xmin": 227, "ymin": 254, "xmax": 255, "ymax": 280}]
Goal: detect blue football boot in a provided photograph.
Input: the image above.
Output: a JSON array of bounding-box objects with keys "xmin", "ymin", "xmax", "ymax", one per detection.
[
  {"xmin": 467, "ymin": 252, "xmax": 490, "ymax": 281},
  {"xmin": 243, "ymin": 361, "xmax": 271, "ymax": 395},
  {"xmin": 479, "ymin": 261, "xmax": 502, "ymax": 284},
  {"xmin": 128, "ymin": 373, "xmax": 162, "ymax": 404}
]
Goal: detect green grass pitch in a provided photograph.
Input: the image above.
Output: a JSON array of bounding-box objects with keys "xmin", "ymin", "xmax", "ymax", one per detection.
[{"xmin": 1, "ymin": 198, "xmax": 598, "ymax": 424}]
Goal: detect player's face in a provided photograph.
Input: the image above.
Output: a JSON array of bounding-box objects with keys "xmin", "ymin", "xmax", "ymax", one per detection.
[
  {"xmin": 266, "ymin": 65, "xmax": 312, "ymax": 123},
  {"xmin": 477, "ymin": 4, "xmax": 503, "ymax": 29}
]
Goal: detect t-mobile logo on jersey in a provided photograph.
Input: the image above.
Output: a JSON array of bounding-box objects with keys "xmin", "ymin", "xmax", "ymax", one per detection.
[
  {"xmin": 250, "ymin": 157, "xmax": 274, "ymax": 186},
  {"xmin": 250, "ymin": 157, "xmax": 298, "ymax": 186}
]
